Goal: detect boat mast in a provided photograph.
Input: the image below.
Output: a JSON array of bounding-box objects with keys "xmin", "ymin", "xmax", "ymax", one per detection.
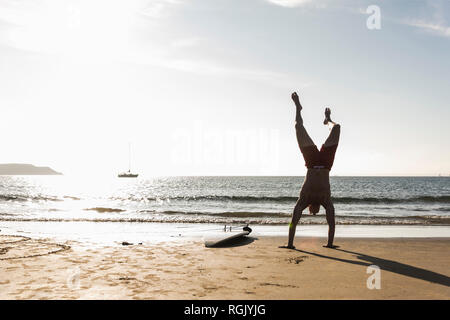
[{"xmin": 128, "ymin": 143, "xmax": 131, "ymax": 172}]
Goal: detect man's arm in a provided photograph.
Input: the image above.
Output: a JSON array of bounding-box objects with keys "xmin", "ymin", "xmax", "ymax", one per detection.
[
  {"xmin": 280, "ymin": 197, "xmax": 308, "ymax": 249},
  {"xmin": 324, "ymin": 201, "xmax": 337, "ymax": 248}
]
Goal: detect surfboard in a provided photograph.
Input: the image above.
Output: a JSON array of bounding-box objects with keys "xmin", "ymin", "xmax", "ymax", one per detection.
[{"xmin": 204, "ymin": 225, "xmax": 252, "ymax": 248}]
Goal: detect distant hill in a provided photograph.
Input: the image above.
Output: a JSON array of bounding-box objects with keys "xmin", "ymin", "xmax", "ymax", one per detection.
[{"xmin": 0, "ymin": 163, "xmax": 62, "ymax": 175}]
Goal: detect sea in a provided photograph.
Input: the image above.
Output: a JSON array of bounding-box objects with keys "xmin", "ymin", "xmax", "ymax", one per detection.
[{"xmin": 0, "ymin": 176, "xmax": 449, "ymax": 226}]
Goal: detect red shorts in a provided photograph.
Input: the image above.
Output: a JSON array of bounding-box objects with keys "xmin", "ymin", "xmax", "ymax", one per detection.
[{"xmin": 300, "ymin": 144, "xmax": 338, "ymax": 170}]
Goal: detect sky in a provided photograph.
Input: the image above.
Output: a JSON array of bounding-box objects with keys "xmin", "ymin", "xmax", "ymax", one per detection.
[{"xmin": 0, "ymin": 0, "xmax": 449, "ymax": 177}]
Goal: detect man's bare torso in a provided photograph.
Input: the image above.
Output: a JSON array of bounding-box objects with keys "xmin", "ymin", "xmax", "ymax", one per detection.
[{"xmin": 300, "ymin": 168, "xmax": 331, "ymax": 206}]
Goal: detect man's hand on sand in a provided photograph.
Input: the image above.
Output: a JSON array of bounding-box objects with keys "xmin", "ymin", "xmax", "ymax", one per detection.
[
  {"xmin": 323, "ymin": 244, "xmax": 339, "ymax": 249},
  {"xmin": 291, "ymin": 92, "xmax": 301, "ymax": 109},
  {"xmin": 279, "ymin": 245, "xmax": 296, "ymax": 250}
]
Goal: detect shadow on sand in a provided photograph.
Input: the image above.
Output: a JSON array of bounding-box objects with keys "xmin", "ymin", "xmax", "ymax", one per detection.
[
  {"xmin": 292, "ymin": 247, "xmax": 450, "ymax": 287},
  {"xmin": 206, "ymin": 236, "xmax": 258, "ymax": 248}
]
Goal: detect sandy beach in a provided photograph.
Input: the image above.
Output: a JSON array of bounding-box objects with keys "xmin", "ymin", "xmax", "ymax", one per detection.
[
  {"xmin": 1, "ymin": 0, "xmax": 449, "ymax": 305},
  {"xmin": 1, "ymin": 233, "xmax": 449, "ymax": 300}
]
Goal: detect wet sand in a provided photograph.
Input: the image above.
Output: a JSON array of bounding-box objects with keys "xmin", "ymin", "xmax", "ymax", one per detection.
[{"xmin": 0, "ymin": 234, "xmax": 449, "ymax": 299}]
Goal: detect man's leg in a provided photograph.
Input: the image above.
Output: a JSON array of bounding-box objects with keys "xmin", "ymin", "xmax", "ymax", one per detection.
[
  {"xmin": 296, "ymin": 121, "xmax": 315, "ymax": 150},
  {"xmin": 292, "ymin": 92, "xmax": 315, "ymax": 149},
  {"xmin": 286, "ymin": 197, "xmax": 309, "ymax": 248},
  {"xmin": 320, "ymin": 108, "xmax": 340, "ymax": 170},
  {"xmin": 323, "ymin": 107, "xmax": 340, "ymax": 147}
]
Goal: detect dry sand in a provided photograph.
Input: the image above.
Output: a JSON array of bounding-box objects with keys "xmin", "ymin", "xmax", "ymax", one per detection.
[{"xmin": 0, "ymin": 234, "xmax": 449, "ymax": 299}]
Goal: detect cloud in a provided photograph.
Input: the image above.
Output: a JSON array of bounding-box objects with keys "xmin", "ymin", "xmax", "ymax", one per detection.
[
  {"xmin": 128, "ymin": 50, "xmax": 306, "ymax": 88},
  {"xmin": 139, "ymin": 0, "xmax": 184, "ymax": 19},
  {"xmin": 395, "ymin": 0, "xmax": 450, "ymax": 39},
  {"xmin": 265, "ymin": 0, "xmax": 312, "ymax": 8},
  {"xmin": 0, "ymin": 0, "xmax": 310, "ymax": 88},
  {"xmin": 403, "ymin": 19, "xmax": 450, "ymax": 38}
]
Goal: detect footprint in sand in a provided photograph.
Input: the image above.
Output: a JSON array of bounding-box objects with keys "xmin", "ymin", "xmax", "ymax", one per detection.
[
  {"xmin": 98, "ymin": 265, "xmax": 113, "ymax": 271},
  {"xmin": 5, "ymin": 266, "xmax": 18, "ymax": 271},
  {"xmin": 144, "ymin": 274, "xmax": 160, "ymax": 281},
  {"xmin": 0, "ymin": 247, "xmax": 11, "ymax": 255},
  {"xmin": 286, "ymin": 256, "xmax": 309, "ymax": 264},
  {"xmin": 201, "ymin": 283, "xmax": 225, "ymax": 292},
  {"xmin": 259, "ymin": 282, "xmax": 298, "ymax": 288}
]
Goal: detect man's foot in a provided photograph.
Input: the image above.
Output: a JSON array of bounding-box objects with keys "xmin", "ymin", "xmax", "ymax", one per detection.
[
  {"xmin": 323, "ymin": 107, "xmax": 331, "ymax": 125},
  {"xmin": 291, "ymin": 92, "xmax": 302, "ymax": 110},
  {"xmin": 323, "ymin": 244, "xmax": 339, "ymax": 249},
  {"xmin": 279, "ymin": 245, "xmax": 296, "ymax": 250}
]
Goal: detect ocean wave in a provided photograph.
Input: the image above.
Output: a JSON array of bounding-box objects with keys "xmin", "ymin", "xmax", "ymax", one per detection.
[
  {"xmin": 63, "ymin": 196, "xmax": 81, "ymax": 200},
  {"xmin": 116, "ymin": 195, "xmax": 299, "ymax": 203},
  {"xmin": 333, "ymin": 195, "xmax": 450, "ymax": 204},
  {"xmin": 139, "ymin": 195, "xmax": 450, "ymax": 204},
  {"xmin": 3, "ymin": 193, "xmax": 448, "ymax": 204},
  {"xmin": 0, "ymin": 194, "xmax": 62, "ymax": 202},
  {"xmin": 0, "ymin": 214, "xmax": 448, "ymax": 225},
  {"xmin": 139, "ymin": 210, "xmax": 288, "ymax": 218},
  {"xmin": 83, "ymin": 207, "xmax": 126, "ymax": 213},
  {"xmin": 148, "ymin": 210, "xmax": 450, "ymax": 225}
]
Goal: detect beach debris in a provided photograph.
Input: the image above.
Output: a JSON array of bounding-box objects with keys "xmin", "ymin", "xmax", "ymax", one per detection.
[
  {"xmin": 286, "ymin": 256, "xmax": 308, "ymax": 264},
  {"xmin": 121, "ymin": 241, "xmax": 133, "ymax": 246}
]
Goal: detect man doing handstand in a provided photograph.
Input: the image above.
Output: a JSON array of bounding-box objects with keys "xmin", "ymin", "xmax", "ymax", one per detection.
[{"xmin": 284, "ymin": 91, "xmax": 341, "ymax": 249}]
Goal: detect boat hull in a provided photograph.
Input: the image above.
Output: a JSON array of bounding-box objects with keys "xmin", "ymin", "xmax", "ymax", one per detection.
[{"xmin": 118, "ymin": 174, "xmax": 138, "ymax": 178}]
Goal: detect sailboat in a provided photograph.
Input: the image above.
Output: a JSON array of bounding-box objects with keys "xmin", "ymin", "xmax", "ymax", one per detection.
[{"xmin": 118, "ymin": 144, "xmax": 139, "ymax": 178}]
